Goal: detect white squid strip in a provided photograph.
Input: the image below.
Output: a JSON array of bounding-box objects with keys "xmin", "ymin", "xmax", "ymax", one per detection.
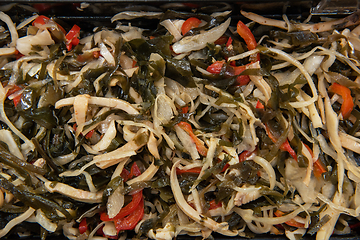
[
  {"xmin": 0, "ymin": 129, "xmax": 24, "ymax": 160},
  {"xmin": 227, "ymin": 49, "xmax": 260, "ymax": 62},
  {"xmin": 74, "ymin": 94, "xmax": 90, "ymax": 127},
  {"xmin": 241, "ymin": 10, "xmax": 360, "ymax": 33},
  {"xmin": 111, "ymin": 159, "xmax": 129, "ymax": 180},
  {"xmin": 234, "ymin": 203, "xmax": 311, "ymax": 225},
  {"xmin": 34, "ymin": 209, "xmax": 57, "ymax": 233},
  {"xmin": 174, "ymin": 124, "xmax": 200, "ymax": 160},
  {"xmin": 92, "ymin": 120, "xmax": 117, "ymax": 152},
  {"xmin": 301, "ymin": 142, "xmax": 314, "ymax": 187},
  {"xmin": 301, "ymin": 90, "xmax": 323, "ymax": 129},
  {"xmin": 147, "ymin": 131, "xmax": 160, "ymax": 159},
  {"xmin": 93, "ymin": 132, "xmax": 147, "ymax": 167},
  {"xmin": 339, "ymin": 132, "xmax": 360, "ymax": 154},
  {"xmin": 0, "ymin": 11, "xmax": 18, "ymax": 47},
  {"xmin": 160, "ymin": 19, "xmax": 183, "ymax": 42},
  {"xmin": 241, "ymin": 10, "xmax": 287, "ymax": 30},
  {"xmin": 56, "ymin": 96, "xmax": 139, "ymax": 115},
  {"xmin": 316, "ymin": 192, "xmax": 343, "ymax": 240},
  {"xmin": 99, "ymin": 42, "xmax": 115, "ymax": 66},
  {"xmin": 0, "ymin": 207, "xmax": 35, "ymax": 238},
  {"xmin": 111, "ymin": 11, "xmax": 163, "ymax": 22},
  {"xmin": 324, "ymin": 97, "xmax": 345, "ymax": 196},
  {"xmin": 0, "ymin": 47, "xmax": 16, "ymax": 56},
  {"xmin": 16, "ymin": 14, "xmax": 38, "ymax": 30},
  {"xmin": 44, "ymin": 181, "xmax": 102, "ymax": 203},
  {"xmin": 107, "ymin": 187, "xmax": 124, "ymax": 219}
]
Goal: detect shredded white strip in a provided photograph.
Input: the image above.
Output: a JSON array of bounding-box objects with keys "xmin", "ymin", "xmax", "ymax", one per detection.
[
  {"xmin": 0, "ymin": 11, "xmax": 18, "ymax": 47},
  {"xmin": 324, "ymin": 96, "xmax": 344, "ymax": 196},
  {"xmin": 227, "ymin": 49, "xmax": 260, "ymax": 62},
  {"xmin": 234, "ymin": 203, "xmax": 312, "ymax": 225},
  {"xmin": 56, "ymin": 96, "xmax": 139, "ymax": 115},
  {"xmin": 44, "ymin": 181, "xmax": 102, "ymax": 203},
  {"xmin": 16, "ymin": 14, "xmax": 38, "ymax": 30},
  {"xmin": 0, "ymin": 207, "xmax": 35, "ymax": 238}
]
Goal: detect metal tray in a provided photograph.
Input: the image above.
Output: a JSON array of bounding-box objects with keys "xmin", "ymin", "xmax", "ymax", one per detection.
[{"xmin": 0, "ymin": 1, "xmax": 360, "ymax": 240}]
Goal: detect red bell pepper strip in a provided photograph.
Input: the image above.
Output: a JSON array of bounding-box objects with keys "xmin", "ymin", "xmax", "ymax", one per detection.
[
  {"xmin": 15, "ymin": 50, "xmax": 24, "ymax": 60},
  {"xmin": 236, "ymin": 21, "xmax": 257, "ymax": 50},
  {"xmin": 236, "ymin": 20, "xmax": 260, "ymax": 62},
  {"xmin": 256, "ymin": 100, "xmax": 264, "ymax": 109},
  {"xmin": 265, "ymin": 124, "xmax": 297, "ymax": 161},
  {"xmin": 78, "ymin": 218, "xmax": 88, "ymax": 234},
  {"xmin": 207, "ymin": 22, "xmax": 259, "ymax": 87},
  {"xmin": 177, "ymin": 121, "xmax": 208, "ymax": 156},
  {"xmin": 132, "ymin": 60, "xmax": 137, "ymax": 68},
  {"xmin": 239, "ymin": 149, "xmax": 256, "ymax": 162},
  {"xmin": 32, "ymin": 15, "xmax": 50, "ymax": 26},
  {"xmin": 114, "ymin": 198, "xmax": 144, "ymax": 232},
  {"xmin": 209, "ymin": 199, "xmax": 222, "ymax": 210},
  {"xmin": 180, "ymin": 106, "xmax": 189, "ymax": 114},
  {"xmin": 176, "ymin": 167, "xmax": 202, "ymax": 174},
  {"xmin": 128, "ymin": 162, "xmax": 142, "ymax": 179},
  {"xmin": 100, "ymin": 190, "xmax": 143, "ymax": 221},
  {"xmin": 85, "ymin": 129, "xmax": 95, "ymax": 139},
  {"xmin": 303, "ymin": 143, "xmax": 327, "ymax": 178},
  {"xmin": 206, "ymin": 60, "xmax": 225, "ymax": 74},
  {"xmin": 93, "ymin": 50, "xmax": 100, "ymax": 58},
  {"xmin": 313, "ymin": 160, "xmax": 327, "ymax": 178},
  {"xmin": 72, "ymin": 124, "xmax": 95, "ymax": 139},
  {"xmin": 214, "ymin": 36, "xmax": 228, "ymax": 45},
  {"xmin": 221, "ymin": 163, "xmax": 229, "ymax": 173},
  {"xmin": 32, "ymin": 15, "xmax": 66, "ymax": 34},
  {"xmin": 65, "ymin": 24, "xmax": 81, "ymax": 51},
  {"xmin": 274, "ymin": 210, "xmax": 305, "ymax": 228},
  {"xmin": 233, "ymin": 65, "xmax": 250, "ymax": 86},
  {"xmin": 329, "ymin": 83, "xmax": 354, "ymax": 119},
  {"xmin": 6, "ymin": 85, "xmax": 22, "ymax": 97},
  {"xmin": 12, "ymin": 94, "xmax": 22, "ymax": 107},
  {"xmin": 181, "ymin": 17, "xmax": 202, "ymax": 35},
  {"xmin": 207, "ymin": 61, "xmax": 251, "ymax": 86},
  {"xmin": 121, "ymin": 168, "xmax": 130, "ymax": 182},
  {"xmin": 226, "ymin": 37, "xmax": 233, "ymax": 47}
]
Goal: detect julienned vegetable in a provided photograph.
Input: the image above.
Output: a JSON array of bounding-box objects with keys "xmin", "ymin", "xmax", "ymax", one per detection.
[
  {"xmin": 236, "ymin": 20, "xmax": 260, "ymax": 62},
  {"xmin": 65, "ymin": 24, "xmax": 81, "ymax": 51},
  {"xmin": 0, "ymin": 5, "xmax": 360, "ymax": 240},
  {"xmin": 181, "ymin": 17, "xmax": 202, "ymax": 35},
  {"xmin": 328, "ymin": 82, "xmax": 354, "ymax": 119}
]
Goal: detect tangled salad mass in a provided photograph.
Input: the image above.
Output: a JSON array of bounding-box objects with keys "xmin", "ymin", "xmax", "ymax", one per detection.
[{"xmin": 1, "ymin": 4, "xmax": 360, "ymax": 240}]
